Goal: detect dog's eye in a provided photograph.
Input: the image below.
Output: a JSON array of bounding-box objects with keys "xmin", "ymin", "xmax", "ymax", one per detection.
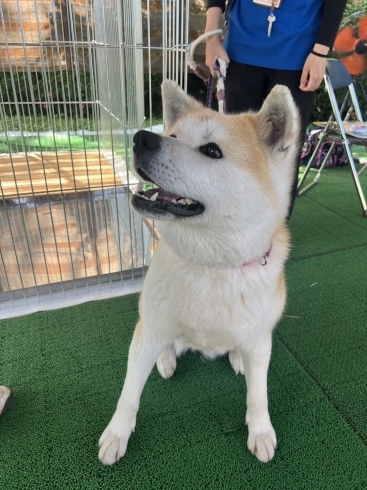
[
  {"xmin": 170, "ymin": 134, "xmax": 177, "ymax": 138},
  {"xmin": 199, "ymin": 143, "xmax": 223, "ymax": 159}
]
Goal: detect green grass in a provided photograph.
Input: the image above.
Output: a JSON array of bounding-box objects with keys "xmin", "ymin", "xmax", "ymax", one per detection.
[
  {"xmin": 143, "ymin": 117, "xmax": 163, "ymax": 129},
  {"xmin": 0, "ymin": 132, "xmax": 127, "ymax": 159},
  {"xmin": 0, "ymin": 134, "xmax": 101, "ymax": 154},
  {"xmin": 0, "ymin": 115, "xmax": 162, "ymax": 156},
  {"xmin": 0, "ymin": 115, "xmax": 163, "ymax": 134},
  {"xmin": 0, "ymin": 115, "xmax": 97, "ymax": 133}
]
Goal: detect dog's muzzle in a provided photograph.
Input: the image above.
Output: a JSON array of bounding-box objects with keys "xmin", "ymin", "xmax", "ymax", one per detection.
[{"xmin": 131, "ymin": 130, "xmax": 205, "ymax": 219}]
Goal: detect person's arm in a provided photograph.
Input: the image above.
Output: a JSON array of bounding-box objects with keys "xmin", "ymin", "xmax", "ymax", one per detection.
[
  {"xmin": 205, "ymin": 3, "xmax": 230, "ymax": 76},
  {"xmin": 300, "ymin": 0, "xmax": 347, "ymax": 92},
  {"xmin": 314, "ymin": 0, "xmax": 348, "ymax": 53},
  {"xmin": 206, "ymin": 0, "xmax": 226, "ymax": 11}
]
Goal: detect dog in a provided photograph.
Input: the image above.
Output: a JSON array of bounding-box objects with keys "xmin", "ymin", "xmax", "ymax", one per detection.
[{"xmin": 98, "ymin": 80, "xmax": 300, "ymax": 465}]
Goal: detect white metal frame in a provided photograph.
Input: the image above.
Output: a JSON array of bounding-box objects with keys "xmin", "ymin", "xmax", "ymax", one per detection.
[{"xmin": 0, "ymin": 0, "xmax": 191, "ymax": 316}]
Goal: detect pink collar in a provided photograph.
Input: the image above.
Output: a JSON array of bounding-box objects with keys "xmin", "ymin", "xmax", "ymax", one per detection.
[{"xmin": 241, "ymin": 245, "xmax": 272, "ymax": 267}]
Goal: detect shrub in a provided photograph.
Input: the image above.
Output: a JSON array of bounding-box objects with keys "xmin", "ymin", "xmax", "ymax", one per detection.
[{"xmin": 0, "ymin": 71, "xmax": 92, "ymax": 118}]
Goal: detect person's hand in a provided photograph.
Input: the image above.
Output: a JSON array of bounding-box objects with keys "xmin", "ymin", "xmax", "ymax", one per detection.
[
  {"xmin": 299, "ymin": 53, "xmax": 327, "ymax": 92},
  {"xmin": 205, "ymin": 35, "xmax": 230, "ymax": 77}
]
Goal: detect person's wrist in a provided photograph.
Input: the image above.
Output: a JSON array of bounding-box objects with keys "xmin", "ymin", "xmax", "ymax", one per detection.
[
  {"xmin": 205, "ymin": 33, "xmax": 221, "ymax": 43},
  {"xmin": 312, "ymin": 43, "xmax": 329, "ymax": 56},
  {"xmin": 311, "ymin": 50, "xmax": 328, "ymax": 58}
]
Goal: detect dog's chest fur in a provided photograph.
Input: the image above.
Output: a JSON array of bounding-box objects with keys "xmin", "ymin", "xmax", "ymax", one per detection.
[{"xmin": 142, "ymin": 231, "xmax": 288, "ymax": 356}]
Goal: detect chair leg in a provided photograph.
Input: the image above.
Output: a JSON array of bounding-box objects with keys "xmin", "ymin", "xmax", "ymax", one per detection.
[
  {"xmin": 297, "ymin": 133, "xmax": 326, "ymax": 194},
  {"xmin": 343, "ymin": 141, "xmax": 367, "ymax": 217},
  {"xmin": 298, "ymin": 142, "xmax": 335, "ymax": 196},
  {"xmin": 357, "ymin": 162, "xmax": 367, "ymax": 177}
]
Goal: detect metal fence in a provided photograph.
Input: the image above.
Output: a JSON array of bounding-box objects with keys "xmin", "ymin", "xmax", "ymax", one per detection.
[{"xmin": 0, "ymin": 0, "xmax": 192, "ymax": 316}]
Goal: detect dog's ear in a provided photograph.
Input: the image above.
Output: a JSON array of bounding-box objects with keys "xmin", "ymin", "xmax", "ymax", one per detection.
[
  {"xmin": 257, "ymin": 85, "xmax": 300, "ymax": 151},
  {"xmin": 162, "ymin": 80, "xmax": 203, "ymax": 128}
]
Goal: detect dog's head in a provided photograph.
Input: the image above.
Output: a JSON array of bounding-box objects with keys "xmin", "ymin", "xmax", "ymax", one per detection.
[{"xmin": 131, "ymin": 81, "xmax": 299, "ymax": 267}]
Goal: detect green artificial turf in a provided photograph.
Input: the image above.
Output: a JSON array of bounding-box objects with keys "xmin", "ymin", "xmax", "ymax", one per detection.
[
  {"xmin": 1, "ymin": 165, "xmax": 367, "ymax": 489},
  {"xmin": 0, "ymin": 132, "xmax": 126, "ymax": 156}
]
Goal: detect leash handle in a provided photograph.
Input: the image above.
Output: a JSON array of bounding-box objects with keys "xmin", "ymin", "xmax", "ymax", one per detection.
[
  {"xmin": 187, "ymin": 29, "xmax": 227, "ymax": 114},
  {"xmin": 187, "ymin": 29, "xmax": 223, "ymax": 79},
  {"xmin": 214, "ymin": 57, "xmax": 226, "ymax": 114}
]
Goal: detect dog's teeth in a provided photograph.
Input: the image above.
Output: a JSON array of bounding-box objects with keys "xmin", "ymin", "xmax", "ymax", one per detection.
[
  {"xmin": 172, "ymin": 199, "xmax": 177, "ymax": 204},
  {"xmin": 150, "ymin": 192, "xmax": 159, "ymax": 202},
  {"xmin": 186, "ymin": 198, "xmax": 195, "ymax": 205},
  {"xmin": 178, "ymin": 198, "xmax": 185, "ymax": 204}
]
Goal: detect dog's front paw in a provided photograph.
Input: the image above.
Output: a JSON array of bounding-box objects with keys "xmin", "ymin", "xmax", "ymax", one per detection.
[
  {"xmin": 247, "ymin": 426, "xmax": 277, "ymax": 463},
  {"xmin": 98, "ymin": 431, "xmax": 128, "ymax": 466},
  {"xmin": 98, "ymin": 412, "xmax": 135, "ymax": 465}
]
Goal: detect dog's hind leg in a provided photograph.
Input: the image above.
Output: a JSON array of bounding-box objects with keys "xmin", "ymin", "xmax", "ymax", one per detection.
[
  {"xmin": 98, "ymin": 320, "xmax": 164, "ymax": 466},
  {"xmin": 156, "ymin": 345, "xmax": 177, "ymax": 379},
  {"xmin": 229, "ymin": 348, "xmax": 246, "ymax": 375},
  {"xmin": 243, "ymin": 332, "xmax": 277, "ymax": 463}
]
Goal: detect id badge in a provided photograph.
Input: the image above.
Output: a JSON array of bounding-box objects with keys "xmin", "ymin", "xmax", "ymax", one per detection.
[{"xmin": 253, "ymin": 0, "xmax": 282, "ymax": 7}]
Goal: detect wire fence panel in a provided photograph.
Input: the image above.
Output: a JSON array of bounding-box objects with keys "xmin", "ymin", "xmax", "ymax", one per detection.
[{"xmin": 0, "ymin": 0, "xmax": 194, "ymax": 315}]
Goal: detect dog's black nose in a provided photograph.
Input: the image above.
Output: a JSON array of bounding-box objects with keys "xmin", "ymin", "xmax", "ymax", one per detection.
[{"xmin": 133, "ymin": 130, "xmax": 161, "ymax": 157}]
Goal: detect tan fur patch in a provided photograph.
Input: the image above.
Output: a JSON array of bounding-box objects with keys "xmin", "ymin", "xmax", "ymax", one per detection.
[
  {"xmin": 134, "ymin": 319, "xmax": 144, "ymax": 343},
  {"xmin": 177, "ymin": 109, "xmax": 277, "ymax": 206},
  {"xmin": 221, "ymin": 113, "xmax": 277, "ymax": 204},
  {"xmin": 276, "ymin": 270, "xmax": 286, "ymax": 301}
]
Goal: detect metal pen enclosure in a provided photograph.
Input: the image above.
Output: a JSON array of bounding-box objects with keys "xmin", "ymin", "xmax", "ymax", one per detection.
[{"xmin": 0, "ymin": 0, "xmax": 191, "ymax": 315}]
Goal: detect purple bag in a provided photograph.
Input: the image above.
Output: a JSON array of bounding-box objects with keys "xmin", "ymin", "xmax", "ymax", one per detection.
[{"xmin": 300, "ymin": 129, "xmax": 346, "ymax": 168}]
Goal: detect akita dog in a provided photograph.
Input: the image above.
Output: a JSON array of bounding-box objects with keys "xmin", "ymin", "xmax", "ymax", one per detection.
[{"xmin": 98, "ymin": 81, "xmax": 300, "ymax": 465}]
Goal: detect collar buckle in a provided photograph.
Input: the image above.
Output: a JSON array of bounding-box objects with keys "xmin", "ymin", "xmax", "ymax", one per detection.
[{"xmin": 260, "ymin": 249, "xmax": 271, "ymax": 266}]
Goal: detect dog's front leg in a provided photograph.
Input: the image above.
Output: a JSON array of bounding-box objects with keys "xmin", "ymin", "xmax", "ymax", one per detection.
[
  {"xmin": 243, "ymin": 332, "xmax": 276, "ymax": 463},
  {"xmin": 98, "ymin": 321, "xmax": 164, "ymax": 465}
]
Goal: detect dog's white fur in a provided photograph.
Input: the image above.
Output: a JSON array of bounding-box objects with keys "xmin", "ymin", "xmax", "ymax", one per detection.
[{"xmin": 98, "ymin": 81, "xmax": 300, "ymax": 465}]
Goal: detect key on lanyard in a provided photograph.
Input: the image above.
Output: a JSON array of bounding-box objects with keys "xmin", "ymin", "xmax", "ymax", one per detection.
[{"xmin": 267, "ymin": 12, "xmax": 276, "ymax": 37}]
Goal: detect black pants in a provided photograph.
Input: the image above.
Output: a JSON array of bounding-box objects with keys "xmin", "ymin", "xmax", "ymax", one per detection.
[{"xmin": 225, "ymin": 61, "xmax": 315, "ymax": 218}]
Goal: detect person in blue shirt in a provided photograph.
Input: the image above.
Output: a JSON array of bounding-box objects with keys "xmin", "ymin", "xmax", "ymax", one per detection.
[{"xmin": 204, "ymin": 0, "xmax": 347, "ymax": 217}]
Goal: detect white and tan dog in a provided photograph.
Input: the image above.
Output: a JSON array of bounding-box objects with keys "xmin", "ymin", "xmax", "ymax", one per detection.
[{"xmin": 98, "ymin": 81, "xmax": 299, "ymax": 465}]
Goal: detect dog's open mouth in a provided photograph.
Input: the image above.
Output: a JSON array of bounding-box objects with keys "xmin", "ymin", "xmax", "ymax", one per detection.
[
  {"xmin": 132, "ymin": 186, "xmax": 205, "ymax": 217},
  {"xmin": 131, "ymin": 163, "xmax": 205, "ymax": 218}
]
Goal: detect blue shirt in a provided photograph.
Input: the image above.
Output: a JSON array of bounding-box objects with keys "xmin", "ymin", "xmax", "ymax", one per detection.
[{"xmin": 224, "ymin": 0, "xmax": 324, "ymax": 70}]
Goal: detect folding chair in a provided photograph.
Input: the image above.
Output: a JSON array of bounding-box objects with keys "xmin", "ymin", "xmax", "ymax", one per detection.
[{"xmin": 297, "ymin": 59, "xmax": 367, "ymax": 217}]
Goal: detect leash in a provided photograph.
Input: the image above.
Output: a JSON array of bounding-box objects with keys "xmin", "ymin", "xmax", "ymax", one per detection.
[
  {"xmin": 187, "ymin": 29, "xmax": 273, "ymax": 268},
  {"xmin": 187, "ymin": 29, "xmax": 227, "ymax": 114}
]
